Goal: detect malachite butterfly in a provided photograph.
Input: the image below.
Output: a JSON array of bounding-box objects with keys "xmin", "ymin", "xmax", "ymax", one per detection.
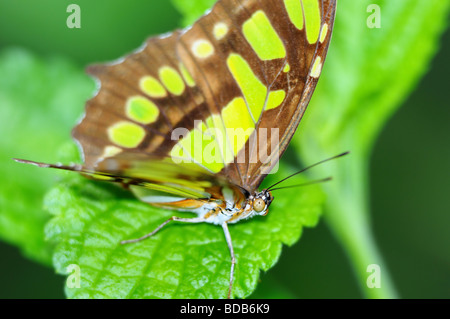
[{"xmin": 15, "ymin": 0, "xmax": 338, "ymax": 298}]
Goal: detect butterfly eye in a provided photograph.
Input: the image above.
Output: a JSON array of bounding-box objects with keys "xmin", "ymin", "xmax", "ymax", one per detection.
[{"xmin": 253, "ymin": 198, "xmax": 266, "ymax": 213}]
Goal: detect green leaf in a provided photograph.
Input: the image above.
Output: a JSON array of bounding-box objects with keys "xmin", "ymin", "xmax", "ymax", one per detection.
[
  {"xmin": 171, "ymin": 0, "xmax": 215, "ymax": 26},
  {"xmin": 45, "ymin": 152, "xmax": 324, "ymax": 298},
  {"xmin": 0, "ymin": 1, "xmax": 181, "ymax": 65},
  {"xmin": 0, "ymin": 48, "xmax": 94, "ymax": 265},
  {"xmin": 294, "ymin": 0, "xmax": 450, "ymax": 298}
]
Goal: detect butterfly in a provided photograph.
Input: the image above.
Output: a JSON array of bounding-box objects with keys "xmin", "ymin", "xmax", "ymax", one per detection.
[{"xmin": 15, "ymin": 0, "xmax": 338, "ymax": 298}]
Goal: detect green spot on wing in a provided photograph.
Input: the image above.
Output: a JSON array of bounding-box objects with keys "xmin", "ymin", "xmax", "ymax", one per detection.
[
  {"xmin": 205, "ymin": 115, "xmax": 234, "ymax": 164},
  {"xmin": 284, "ymin": 0, "xmax": 304, "ymax": 30},
  {"xmin": 126, "ymin": 96, "xmax": 159, "ymax": 124},
  {"xmin": 227, "ymin": 54, "xmax": 267, "ymax": 120},
  {"xmin": 302, "ymin": 0, "xmax": 321, "ymax": 44},
  {"xmin": 178, "ymin": 126, "xmax": 225, "ymax": 173},
  {"xmin": 159, "ymin": 66, "xmax": 185, "ymax": 96},
  {"xmin": 108, "ymin": 121, "xmax": 146, "ymax": 148},
  {"xmin": 266, "ymin": 90, "xmax": 286, "ymax": 110},
  {"xmin": 227, "ymin": 54, "xmax": 286, "ymax": 119},
  {"xmin": 242, "ymin": 10, "xmax": 286, "ymax": 61},
  {"xmin": 179, "ymin": 63, "xmax": 195, "ymax": 87},
  {"xmin": 140, "ymin": 76, "xmax": 167, "ymax": 98},
  {"xmin": 222, "ymin": 97, "xmax": 255, "ymax": 155}
]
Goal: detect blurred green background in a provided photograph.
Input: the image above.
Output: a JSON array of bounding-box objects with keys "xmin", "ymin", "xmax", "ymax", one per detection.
[{"xmin": 0, "ymin": 0, "xmax": 449, "ymax": 298}]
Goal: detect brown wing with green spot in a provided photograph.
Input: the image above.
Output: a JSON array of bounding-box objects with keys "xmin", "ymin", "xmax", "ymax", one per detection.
[
  {"xmin": 72, "ymin": 0, "xmax": 337, "ymax": 197},
  {"xmin": 73, "ymin": 32, "xmax": 211, "ymax": 167},
  {"xmin": 236, "ymin": 0, "xmax": 337, "ymax": 191}
]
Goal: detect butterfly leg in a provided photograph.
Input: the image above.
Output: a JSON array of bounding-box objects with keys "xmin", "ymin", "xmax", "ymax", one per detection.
[
  {"xmin": 121, "ymin": 216, "xmax": 205, "ymax": 244},
  {"xmin": 222, "ymin": 222, "xmax": 236, "ymax": 299}
]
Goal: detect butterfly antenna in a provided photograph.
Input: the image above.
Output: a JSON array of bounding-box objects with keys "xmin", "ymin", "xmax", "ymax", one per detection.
[
  {"xmin": 266, "ymin": 151, "xmax": 349, "ymax": 191},
  {"xmin": 13, "ymin": 158, "xmax": 85, "ymax": 172},
  {"xmin": 269, "ymin": 177, "xmax": 333, "ymax": 191}
]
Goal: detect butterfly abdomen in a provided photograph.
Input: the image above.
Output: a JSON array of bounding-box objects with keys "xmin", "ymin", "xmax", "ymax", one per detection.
[{"xmin": 139, "ymin": 184, "xmax": 255, "ymax": 225}]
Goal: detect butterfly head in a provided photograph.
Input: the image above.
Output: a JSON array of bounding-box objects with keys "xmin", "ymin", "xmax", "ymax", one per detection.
[{"xmin": 250, "ymin": 189, "xmax": 274, "ymax": 216}]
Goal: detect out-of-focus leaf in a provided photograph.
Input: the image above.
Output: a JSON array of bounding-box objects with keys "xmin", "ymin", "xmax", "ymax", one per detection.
[
  {"xmin": 294, "ymin": 0, "xmax": 450, "ymax": 298},
  {"xmin": 0, "ymin": 48, "xmax": 94, "ymax": 265},
  {"xmin": 171, "ymin": 0, "xmax": 215, "ymax": 26},
  {"xmin": 0, "ymin": 0, "xmax": 180, "ymax": 65}
]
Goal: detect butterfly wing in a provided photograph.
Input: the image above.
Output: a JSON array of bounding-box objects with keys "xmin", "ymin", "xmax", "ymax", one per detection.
[
  {"xmin": 236, "ymin": 0, "xmax": 338, "ymax": 190},
  {"xmin": 94, "ymin": 152, "xmax": 234, "ymax": 199},
  {"xmin": 15, "ymin": 154, "xmax": 229, "ymax": 200},
  {"xmin": 72, "ymin": 0, "xmax": 337, "ymax": 195}
]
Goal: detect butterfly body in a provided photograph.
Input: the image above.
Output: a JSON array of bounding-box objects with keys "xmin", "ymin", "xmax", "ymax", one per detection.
[
  {"xmin": 140, "ymin": 186, "xmax": 273, "ymax": 225},
  {"xmin": 16, "ymin": 0, "xmax": 337, "ymax": 298}
]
